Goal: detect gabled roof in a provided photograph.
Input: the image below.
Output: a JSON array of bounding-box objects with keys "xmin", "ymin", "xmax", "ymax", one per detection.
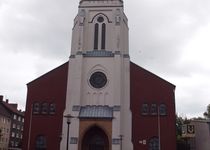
[
  {"xmin": 0, "ymin": 100, "xmax": 24, "ymax": 116},
  {"xmin": 26, "ymin": 61, "xmax": 175, "ymax": 90},
  {"xmin": 130, "ymin": 61, "xmax": 175, "ymax": 88},
  {"xmin": 27, "ymin": 62, "xmax": 69, "ymax": 85}
]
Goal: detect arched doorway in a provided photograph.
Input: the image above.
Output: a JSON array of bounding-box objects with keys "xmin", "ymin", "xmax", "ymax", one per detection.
[{"xmin": 81, "ymin": 126, "xmax": 109, "ymax": 150}]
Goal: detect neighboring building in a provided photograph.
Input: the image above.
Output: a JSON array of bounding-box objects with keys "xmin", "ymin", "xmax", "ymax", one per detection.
[
  {"xmin": 23, "ymin": 0, "xmax": 176, "ymax": 150},
  {"xmin": 184, "ymin": 119, "xmax": 210, "ymax": 150},
  {"xmin": 0, "ymin": 96, "xmax": 11, "ymax": 150},
  {"xmin": 0, "ymin": 95, "xmax": 24, "ymax": 150}
]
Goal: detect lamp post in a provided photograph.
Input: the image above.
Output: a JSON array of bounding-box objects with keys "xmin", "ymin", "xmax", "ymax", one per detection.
[
  {"xmin": 64, "ymin": 114, "xmax": 74, "ymax": 150},
  {"xmin": 27, "ymin": 104, "xmax": 33, "ymax": 150},
  {"xmin": 119, "ymin": 134, "xmax": 123, "ymax": 150},
  {"xmin": 157, "ymin": 106, "xmax": 161, "ymax": 150}
]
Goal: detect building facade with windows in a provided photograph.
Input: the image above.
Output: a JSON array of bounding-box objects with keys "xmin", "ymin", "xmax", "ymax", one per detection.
[
  {"xmin": 0, "ymin": 95, "xmax": 24, "ymax": 150},
  {"xmin": 0, "ymin": 96, "xmax": 11, "ymax": 150},
  {"xmin": 191, "ymin": 119, "xmax": 210, "ymax": 150},
  {"xmin": 22, "ymin": 0, "xmax": 176, "ymax": 150},
  {"xmin": 0, "ymin": 116, "xmax": 11, "ymax": 150},
  {"xmin": 182, "ymin": 119, "xmax": 210, "ymax": 150}
]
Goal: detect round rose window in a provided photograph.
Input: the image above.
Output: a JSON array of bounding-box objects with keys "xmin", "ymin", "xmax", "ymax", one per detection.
[{"xmin": 89, "ymin": 72, "xmax": 107, "ymax": 89}]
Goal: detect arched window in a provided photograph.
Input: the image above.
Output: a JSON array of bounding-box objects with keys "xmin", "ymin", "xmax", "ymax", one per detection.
[
  {"xmin": 149, "ymin": 137, "xmax": 159, "ymax": 150},
  {"xmin": 101, "ymin": 23, "xmax": 106, "ymax": 50},
  {"xmin": 33, "ymin": 103, "xmax": 40, "ymax": 114},
  {"xmin": 151, "ymin": 104, "xmax": 157, "ymax": 115},
  {"xmin": 94, "ymin": 23, "xmax": 99, "ymax": 50},
  {"xmin": 141, "ymin": 103, "xmax": 149, "ymax": 115},
  {"xmin": 35, "ymin": 135, "xmax": 47, "ymax": 150},
  {"xmin": 41, "ymin": 103, "xmax": 48, "ymax": 114},
  {"xmin": 49, "ymin": 103, "xmax": 56, "ymax": 114},
  {"xmin": 93, "ymin": 15, "xmax": 107, "ymax": 50},
  {"xmin": 159, "ymin": 104, "xmax": 167, "ymax": 116}
]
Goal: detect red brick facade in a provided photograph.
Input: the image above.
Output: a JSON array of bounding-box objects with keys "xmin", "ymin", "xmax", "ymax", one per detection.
[
  {"xmin": 130, "ymin": 62, "xmax": 176, "ymax": 150},
  {"xmin": 22, "ymin": 62, "xmax": 176, "ymax": 150},
  {"xmin": 22, "ymin": 62, "xmax": 69, "ymax": 150}
]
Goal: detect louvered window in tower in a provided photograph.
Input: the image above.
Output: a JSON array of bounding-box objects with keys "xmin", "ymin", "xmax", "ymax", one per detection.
[
  {"xmin": 94, "ymin": 23, "xmax": 99, "ymax": 50},
  {"xmin": 93, "ymin": 16, "xmax": 106, "ymax": 50},
  {"xmin": 101, "ymin": 23, "xmax": 106, "ymax": 50}
]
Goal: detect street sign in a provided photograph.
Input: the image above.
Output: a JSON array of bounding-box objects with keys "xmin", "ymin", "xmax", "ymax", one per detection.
[{"xmin": 182, "ymin": 124, "xmax": 195, "ymax": 138}]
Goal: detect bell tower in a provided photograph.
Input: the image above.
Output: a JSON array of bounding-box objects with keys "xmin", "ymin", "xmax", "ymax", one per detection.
[
  {"xmin": 71, "ymin": 0, "xmax": 128, "ymax": 55},
  {"xmin": 60, "ymin": 0, "xmax": 133, "ymax": 149}
]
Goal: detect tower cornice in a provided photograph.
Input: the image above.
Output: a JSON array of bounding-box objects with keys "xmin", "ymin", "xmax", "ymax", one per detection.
[
  {"xmin": 79, "ymin": 0, "xmax": 123, "ymax": 6},
  {"xmin": 80, "ymin": 0, "xmax": 123, "ymax": 2}
]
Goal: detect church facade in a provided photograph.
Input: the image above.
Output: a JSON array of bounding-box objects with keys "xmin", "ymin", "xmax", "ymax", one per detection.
[{"xmin": 22, "ymin": 0, "xmax": 176, "ymax": 150}]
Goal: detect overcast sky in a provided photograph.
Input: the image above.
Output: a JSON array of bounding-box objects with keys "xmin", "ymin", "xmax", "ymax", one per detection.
[{"xmin": 0, "ymin": 0, "xmax": 210, "ymax": 118}]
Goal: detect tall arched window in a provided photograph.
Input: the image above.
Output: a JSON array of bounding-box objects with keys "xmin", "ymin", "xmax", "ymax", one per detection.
[
  {"xmin": 41, "ymin": 103, "xmax": 48, "ymax": 114},
  {"xmin": 35, "ymin": 135, "xmax": 47, "ymax": 150},
  {"xmin": 33, "ymin": 102, "xmax": 40, "ymax": 114},
  {"xmin": 149, "ymin": 137, "xmax": 159, "ymax": 150},
  {"xmin": 159, "ymin": 104, "xmax": 167, "ymax": 116},
  {"xmin": 94, "ymin": 23, "xmax": 99, "ymax": 50},
  {"xmin": 141, "ymin": 103, "xmax": 149, "ymax": 115},
  {"xmin": 101, "ymin": 23, "xmax": 106, "ymax": 50},
  {"xmin": 49, "ymin": 103, "xmax": 56, "ymax": 114},
  {"xmin": 93, "ymin": 16, "xmax": 107, "ymax": 50}
]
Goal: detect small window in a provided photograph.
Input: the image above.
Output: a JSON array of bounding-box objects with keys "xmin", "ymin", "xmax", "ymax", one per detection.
[
  {"xmin": 70, "ymin": 137, "xmax": 78, "ymax": 144},
  {"xmin": 33, "ymin": 103, "xmax": 40, "ymax": 114},
  {"xmin": 41, "ymin": 103, "xmax": 48, "ymax": 114},
  {"xmin": 11, "ymin": 141, "xmax": 14, "ymax": 147},
  {"xmin": 141, "ymin": 103, "xmax": 149, "ymax": 115},
  {"xmin": 49, "ymin": 103, "xmax": 56, "ymax": 114},
  {"xmin": 97, "ymin": 16, "xmax": 104, "ymax": 23},
  {"xmin": 35, "ymin": 135, "xmax": 47, "ymax": 150},
  {"xmin": 159, "ymin": 104, "xmax": 167, "ymax": 116},
  {"xmin": 18, "ymin": 116, "xmax": 21, "ymax": 121},
  {"xmin": 112, "ymin": 138, "xmax": 121, "ymax": 145},
  {"xmin": 149, "ymin": 137, "xmax": 159, "ymax": 150},
  {"xmin": 17, "ymin": 125, "xmax": 20, "ymax": 130},
  {"xmin": 151, "ymin": 104, "xmax": 157, "ymax": 115},
  {"xmin": 11, "ymin": 132, "xmax": 15, "ymax": 137},
  {"xmin": 13, "ymin": 115, "xmax": 17, "ymax": 120}
]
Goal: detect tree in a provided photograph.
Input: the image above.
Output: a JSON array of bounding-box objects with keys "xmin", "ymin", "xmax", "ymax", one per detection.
[
  {"xmin": 203, "ymin": 104, "xmax": 210, "ymax": 118},
  {"xmin": 176, "ymin": 115, "xmax": 183, "ymax": 138},
  {"xmin": 176, "ymin": 115, "xmax": 190, "ymax": 139},
  {"xmin": 176, "ymin": 115, "xmax": 191, "ymax": 150}
]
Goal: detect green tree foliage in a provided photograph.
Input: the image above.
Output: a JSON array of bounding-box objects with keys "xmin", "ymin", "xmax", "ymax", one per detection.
[
  {"xmin": 203, "ymin": 104, "xmax": 210, "ymax": 118},
  {"xmin": 176, "ymin": 115, "xmax": 191, "ymax": 150},
  {"xmin": 176, "ymin": 115, "xmax": 190, "ymax": 139},
  {"xmin": 176, "ymin": 115, "xmax": 183, "ymax": 138}
]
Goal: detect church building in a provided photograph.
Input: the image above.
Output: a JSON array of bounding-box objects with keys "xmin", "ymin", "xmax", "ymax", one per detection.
[{"xmin": 22, "ymin": 0, "xmax": 176, "ymax": 150}]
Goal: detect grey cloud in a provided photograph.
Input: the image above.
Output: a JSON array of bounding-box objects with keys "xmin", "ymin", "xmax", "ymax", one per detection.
[
  {"xmin": 0, "ymin": 0, "xmax": 78, "ymax": 60},
  {"xmin": 1, "ymin": 0, "xmax": 210, "ymax": 116},
  {"xmin": 128, "ymin": 0, "xmax": 210, "ymax": 68}
]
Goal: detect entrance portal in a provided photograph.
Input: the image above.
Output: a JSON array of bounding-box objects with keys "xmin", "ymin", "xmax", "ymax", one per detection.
[{"xmin": 81, "ymin": 126, "xmax": 109, "ymax": 150}]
